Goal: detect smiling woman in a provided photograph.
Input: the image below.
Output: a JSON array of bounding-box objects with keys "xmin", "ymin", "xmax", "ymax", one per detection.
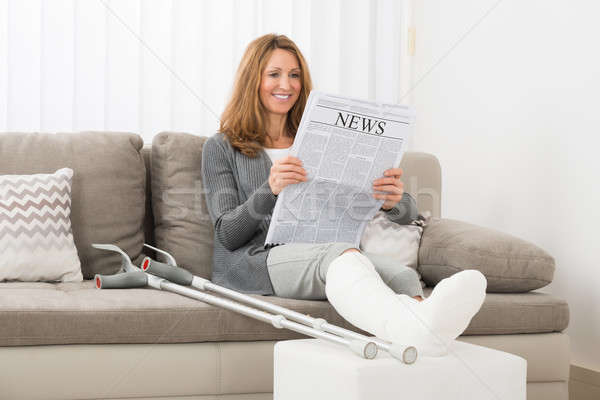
[{"xmin": 202, "ymin": 34, "xmax": 486, "ymax": 358}]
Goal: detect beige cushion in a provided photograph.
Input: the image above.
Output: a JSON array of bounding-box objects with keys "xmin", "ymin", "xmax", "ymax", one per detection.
[
  {"xmin": 418, "ymin": 218, "xmax": 555, "ymax": 292},
  {"xmin": 151, "ymin": 132, "xmax": 214, "ymax": 278},
  {"xmin": 0, "ymin": 168, "xmax": 82, "ymax": 282},
  {"xmin": 0, "ymin": 281, "xmax": 568, "ymax": 346},
  {"xmin": 0, "ymin": 132, "xmax": 146, "ymax": 278}
]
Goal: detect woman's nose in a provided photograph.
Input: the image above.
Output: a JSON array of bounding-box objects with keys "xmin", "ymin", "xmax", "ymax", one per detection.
[{"xmin": 278, "ymin": 75, "xmax": 290, "ymax": 90}]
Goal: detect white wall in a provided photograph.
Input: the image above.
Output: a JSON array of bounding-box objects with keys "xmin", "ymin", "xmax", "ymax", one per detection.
[
  {"xmin": 0, "ymin": 0, "xmax": 410, "ymax": 143},
  {"xmin": 411, "ymin": 0, "xmax": 600, "ymax": 371}
]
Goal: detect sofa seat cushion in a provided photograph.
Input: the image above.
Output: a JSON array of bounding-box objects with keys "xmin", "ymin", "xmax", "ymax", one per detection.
[{"xmin": 0, "ymin": 281, "xmax": 569, "ymax": 347}]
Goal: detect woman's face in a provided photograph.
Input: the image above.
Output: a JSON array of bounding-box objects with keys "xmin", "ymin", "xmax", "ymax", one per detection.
[{"xmin": 259, "ymin": 48, "xmax": 302, "ymax": 118}]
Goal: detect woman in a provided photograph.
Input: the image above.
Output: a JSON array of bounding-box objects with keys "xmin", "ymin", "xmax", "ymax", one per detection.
[{"xmin": 202, "ymin": 34, "xmax": 486, "ymax": 356}]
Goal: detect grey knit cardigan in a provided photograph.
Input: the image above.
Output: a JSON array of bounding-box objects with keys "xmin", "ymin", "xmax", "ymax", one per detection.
[{"xmin": 201, "ymin": 132, "xmax": 419, "ymax": 295}]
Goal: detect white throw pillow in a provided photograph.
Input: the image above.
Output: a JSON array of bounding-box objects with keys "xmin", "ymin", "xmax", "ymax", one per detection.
[
  {"xmin": 0, "ymin": 168, "xmax": 83, "ymax": 282},
  {"xmin": 359, "ymin": 210, "xmax": 430, "ymax": 270}
]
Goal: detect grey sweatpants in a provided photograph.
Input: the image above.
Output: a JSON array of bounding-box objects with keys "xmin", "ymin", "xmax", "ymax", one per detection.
[{"xmin": 266, "ymin": 242, "xmax": 425, "ymax": 300}]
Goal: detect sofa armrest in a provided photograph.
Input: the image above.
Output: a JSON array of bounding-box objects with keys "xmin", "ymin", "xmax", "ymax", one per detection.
[{"xmin": 418, "ymin": 218, "xmax": 555, "ymax": 292}]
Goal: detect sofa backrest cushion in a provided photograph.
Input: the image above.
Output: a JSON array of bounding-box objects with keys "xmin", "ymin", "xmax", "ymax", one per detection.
[
  {"xmin": 0, "ymin": 132, "xmax": 146, "ymax": 278},
  {"xmin": 399, "ymin": 152, "xmax": 441, "ymax": 219},
  {"xmin": 151, "ymin": 132, "xmax": 214, "ymax": 278}
]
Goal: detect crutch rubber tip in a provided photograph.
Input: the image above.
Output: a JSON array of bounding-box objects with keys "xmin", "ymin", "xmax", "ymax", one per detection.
[
  {"xmin": 389, "ymin": 343, "xmax": 418, "ymax": 364},
  {"xmin": 349, "ymin": 340, "xmax": 378, "ymax": 360}
]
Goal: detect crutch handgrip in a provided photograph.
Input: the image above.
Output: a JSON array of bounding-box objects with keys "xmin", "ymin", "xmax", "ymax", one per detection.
[
  {"xmin": 142, "ymin": 257, "xmax": 193, "ymax": 286},
  {"xmin": 95, "ymin": 272, "xmax": 148, "ymax": 289}
]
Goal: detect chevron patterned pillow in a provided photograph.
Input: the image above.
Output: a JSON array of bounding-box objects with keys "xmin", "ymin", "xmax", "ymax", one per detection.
[{"xmin": 0, "ymin": 168, "xmax": 83, "ymax": 282}]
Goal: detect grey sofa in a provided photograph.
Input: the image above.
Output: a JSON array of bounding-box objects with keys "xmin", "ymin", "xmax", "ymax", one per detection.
[{"xmin": 0, "ymin": 132, "xmax": 570, "ymax": 400}]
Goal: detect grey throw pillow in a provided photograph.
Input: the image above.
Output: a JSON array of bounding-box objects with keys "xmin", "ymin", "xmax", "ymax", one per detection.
[
  {"xmin": 418, "ymin": 218, "xmax": 555, "ymax": 292},
  {"xmin": 0, "ymin": 168, "xmax": 82, "ymax": 282}
]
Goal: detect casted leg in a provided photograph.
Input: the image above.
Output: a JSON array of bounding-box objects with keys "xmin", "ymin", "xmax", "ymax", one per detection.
[{"xmin": 326, "ymin": 250, "xmax": 487, "ymax": 356}]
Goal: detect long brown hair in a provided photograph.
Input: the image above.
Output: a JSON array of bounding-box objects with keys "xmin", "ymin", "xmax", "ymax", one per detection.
[{"xmin": 220, "ymin": 34, "xmax": 312, "ymax": 157}]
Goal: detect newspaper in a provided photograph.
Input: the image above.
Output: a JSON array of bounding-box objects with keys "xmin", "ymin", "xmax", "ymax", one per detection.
[{"xmin": 265, "ymin": 91, "xmax": 415, "ymax": 247}]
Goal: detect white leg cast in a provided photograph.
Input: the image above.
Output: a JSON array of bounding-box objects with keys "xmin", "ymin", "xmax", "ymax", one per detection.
[{"xmin": 325, "ymin": 251, "xmax": 487, "ymax": 357}]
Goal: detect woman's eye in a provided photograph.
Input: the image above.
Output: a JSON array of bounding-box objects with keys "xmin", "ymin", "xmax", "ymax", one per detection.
[
  {"xmin": 269, "ymin": 72, "xmax": 279, "ymax": 77},
  {"xmin": 290, "ymin": 73, "xmax": 300, "ymax": 78}
]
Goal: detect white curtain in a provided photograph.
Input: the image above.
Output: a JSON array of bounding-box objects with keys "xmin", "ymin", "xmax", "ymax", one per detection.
[{"xmin": 0, "ymin": 0, "xmax": 411, "ymax": 143}]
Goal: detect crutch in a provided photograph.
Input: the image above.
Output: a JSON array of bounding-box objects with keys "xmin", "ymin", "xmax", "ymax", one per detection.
[
  {"xmin": 92, "ymin": 243, "xmax": 380, "ymax": 361},
  {"xmin": 139, "ymin": 244, "xmax": 418, "ymax": 364}
]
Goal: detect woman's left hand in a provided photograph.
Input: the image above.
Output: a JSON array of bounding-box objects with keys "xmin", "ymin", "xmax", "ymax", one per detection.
[{"xmin": 372, "ymin": 168, "xmax": 404, "ymax": 210}]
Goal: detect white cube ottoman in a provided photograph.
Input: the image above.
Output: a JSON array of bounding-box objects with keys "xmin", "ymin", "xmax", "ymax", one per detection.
[{"xmin": 274, "ymin": 339, "xmax": 526, "ymax": 400}]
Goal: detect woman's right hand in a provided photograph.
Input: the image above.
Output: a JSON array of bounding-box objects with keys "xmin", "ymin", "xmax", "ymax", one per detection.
[{"xmin": 268, "ymin": 155, "xmax": 307, "ymax": 195}]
